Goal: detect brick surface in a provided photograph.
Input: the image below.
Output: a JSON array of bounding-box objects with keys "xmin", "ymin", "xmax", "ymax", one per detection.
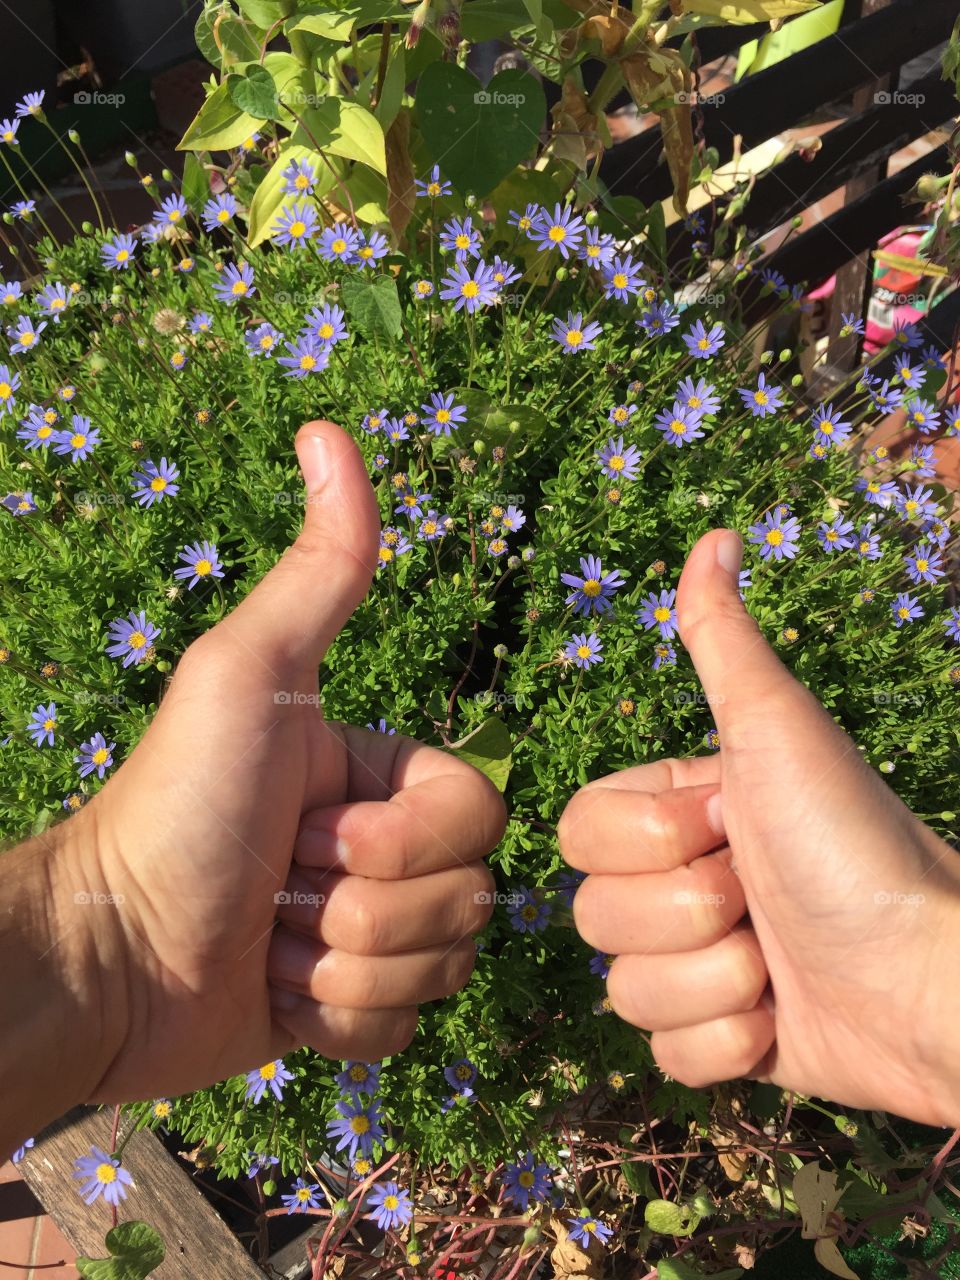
[{"xmin": 0, "ymin": 1162, "xmax": 79, "ymax": 1280}]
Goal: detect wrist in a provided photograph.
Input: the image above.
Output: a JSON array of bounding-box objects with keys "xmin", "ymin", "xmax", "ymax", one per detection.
[{"xmin": 0, "ymin": 807, "xmax": 129, "ymax": 1157}]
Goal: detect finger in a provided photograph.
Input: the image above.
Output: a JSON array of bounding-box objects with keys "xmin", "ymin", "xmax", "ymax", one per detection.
[
  {"xmin": 573, "ymin": 851, "xmax": 746, "ymax": 953},
  {"xmin": 676, "ymin": 529, "xmax": 829, "ymax": 751},
  {"xmin": 275, "ymin": 863, "xmax": 495, "ymax": 954},
  {"xmin": 216, "ymin": 422, "xmax": 380, "ymax": 672},
  {"xmin": 606, "ymin": 925, "xmax": 767, "ymax": 1030},
  {"xmin": 270, "ymin": 994, "xmax": 418, "ymax": 1062},
  {"xmin": 559, "ymin": 779, "xmax": 724, "ymax": 873},
  {"xmin": 267, "ymin": 928, "xmax": 477, "ymax": 1007},
  {"xmin": 295, "ymin": 732, "xmax": 507, "ymax": 877},
  {"xmin": 650, "ymin": 1005, "xmax": 776, "ymax": 1088}
]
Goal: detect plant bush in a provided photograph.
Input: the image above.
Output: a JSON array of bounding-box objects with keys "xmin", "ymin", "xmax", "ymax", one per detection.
[{"xmin": 2, "ymin": 7, "xmax": 960, "ymax": 1273}]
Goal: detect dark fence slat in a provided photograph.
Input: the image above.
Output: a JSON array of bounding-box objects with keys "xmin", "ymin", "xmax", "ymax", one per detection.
[
  {"xmin": 599, "ymin": 0, "xmax": 956, "ymax": 206},
  {"xmin": 739, "ymin": 71, "xmax": 956, "ymax": 238},
  {"xmin": 744, "ymin": 143, "xmax": 948, "ymax": 318}
]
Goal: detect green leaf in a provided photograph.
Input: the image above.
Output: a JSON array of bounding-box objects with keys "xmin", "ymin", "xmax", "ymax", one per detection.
[
  {"xmin": 415, "ymin": 65, "xmax": 546, "ymax": 197},
  {"xmin": 680, "ymin": 0, "xmax": 820, "ymax": 19},
  {"xmin": 644, "ymin": 1198, "xmax": 701, "ymax": 1237},
  {"xmin": 234, "ymin": 0, "xmax": 286, "ymax": 25},
  {"xmin": 287, "ymin": 7, "xmax": 360, "ymax": 40},
  {"xmin": 181, "ymin": 152, "xmax": 209, "ymax": 211},
  {"xmin": 227, "ymin": 65, "xmax": 283, "ymax": 122},
  {"xmin": 657, "ymin": 1264, "xmax": 742, "ymax": 1280},
  {"xmin": 195, "ymin": 2, "xmax": 225, "ymax": 67},
  {"xmin": 340, "ymin": 274, "xmax": 403, "ymax": 341},
  {"xmin": 292, "ymin": 99, "xmax": 387, "ymax": 175},
  {"xmin": 448, "ymin": 717, "xmax": 513, "ymax": 792},
  {"xmin": 247, "ymin": 144, "xmax": 325, "ymax": 247},
  {"xmin": 178, "ymin": 81, "xmax": 262, "ymax": 152},
  {"xmin": 374, "ymin": 44, "xmax": 406, "ymax": 130},
  {"xmin": 76, "ymin": 1221, "xmax": 165, "ymax": 1280},
  {"xmin": 215, "ymin": 11, "xmax": 265, "ymax": 65}
]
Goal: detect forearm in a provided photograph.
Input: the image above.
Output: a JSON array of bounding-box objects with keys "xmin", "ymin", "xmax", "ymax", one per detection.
[{"xmin": 0, "ymin": 812, "xmax": 121, "ymax": 1159}]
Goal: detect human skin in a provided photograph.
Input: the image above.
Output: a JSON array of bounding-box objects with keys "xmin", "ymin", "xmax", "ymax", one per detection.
[
  {"xmin": 560, "ymin": 528, "xmax": 960, "ymax": 1127},
  {"xmin": 0, "ymin": 421, "xmax": 506, "ymax": 1161}
]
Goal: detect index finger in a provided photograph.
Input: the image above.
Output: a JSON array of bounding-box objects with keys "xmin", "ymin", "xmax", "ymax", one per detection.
[
  {"xmin": 295, "ymin": 728, "xmax": 507, "ymax": 877},
  {"xmin": 558, "ymin": 756, "xmax": 723, "ymax": 874}
]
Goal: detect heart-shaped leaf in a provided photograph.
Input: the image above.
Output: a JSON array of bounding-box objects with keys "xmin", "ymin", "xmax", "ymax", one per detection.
[
  {"xmin": 76, "ymin": 1221, "xmax": 165, "ymax": 1280},
  {"xmin": 227, "ymin": 65, "xmax": 283, "ymax": 121},
  {"xmin": 448, "ymin": 717, "xmax": 513, "ymax": 792},
  {"xmin": 415, "ymin": 64, "xmax": 545, "ymax": 197},
  {"xmin": 340, "ymin": 275, "xmax": 402, "ymax": 341}
]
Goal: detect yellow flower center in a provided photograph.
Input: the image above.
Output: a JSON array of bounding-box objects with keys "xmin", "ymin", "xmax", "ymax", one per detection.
[
  {"xmin": 70, "ymin": 433, "xmax": 86, "ymax": 448},
  {"xmin": 518, "ymin": 1171, "xmax": 535, "ymax": 1187},
  {"xmin": 565, "ymin": 329, "xmax": 583, "ymax": 346},
  {"xmin": 232, "ymin": 280, "xmax": 248, "ymax": 295},
  {"xmin": 754, "ymin": 389, "xmax": 768, "ymax": 406},
  {"xmin": 92, "ymin": 747, "xmax": 109, "ymax": 765},
  {"xmin": 576, "ymin": 645, "xmax": 591, "ymax": 659},
  {"xmin": 128, "ymin": 631, "xmax": 146, "ymax": 649},
  {"xmin": 300, "ymin": 355, "xmax": 316, "ymax": 370},
  {"xmin": 20, "ymin": 331, "xmax": 34, "ymax": 346},
  {"xmin": 582, "ymin": 579, "xmax": 601, "ymax": 597},
  {"xmin": 462, "ymin": 281, "xmax": 479, "ymax": 298},
  {"xmin": 0, "ymin": 382, "xmax": 9, "ymax": 398},
  {"xmin": 384, "ymin": 1194, "xmax": 399, "ymax": 1210},
  {"xmin": 288, "ymin": 220, "xmax": 306, "ymax": 238},
  {"xmin": 350, "ymin": 1115, "xmax": 370, "ymax": 1134},
  {"xmin": 150, "ymin": 476, "xmax": 167, "ymax": 491},
  {"xmin": 332, "ymin": 237, "xmax": 346, "ymax": 254},
  {"xmin": 96, "ymin": 1164, "xmax": 117, "ymax": 1184},
  {"xmin": 548, "ymin": 225, "xmax": 566, "ymax": 242},
  {"xmin": 195, "ymin": 558, "xmax": 213, "ymax": 576},
  {"xmin": 612, "ymin": 273, "xmax": 627, "ymax": 289},
  {"xmin": 608, "ymin": 455, "xmax": 624, "ymax": 471},
  {"xmin": 427, "ymin": 182, "xmax": 440, "ymax": 197},
  {"xmin": 653, "ymin": 606, "xmax": 670, "ymax": 623},
  {"xmin": 916, "ymin": 558, "xmax": 928, "ymax": 572},
  {"xmin": 259, "ymin": 1062, "xmax": 276, "ymax": 1079},
  {"xmin": 318, "ymin": 323, "xmax": 333, "ymax": 339},
  {"xmin": 436, "ymin": 408, "xmax": 450, "ymax": 423},
  {"xmin": 43, "ymin": 717, "xmax": 56, "ymax": 731},
  {"xmin": 217, "ymin": 209, "xmax": 230, "ymax": 222},
  {"xmin": 766, "ymin": 529, "xmax": 784, "ymax": 546}
]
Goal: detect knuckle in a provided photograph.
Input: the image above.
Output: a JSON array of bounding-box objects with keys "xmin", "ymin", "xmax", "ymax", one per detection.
[{"xmin": 342, "ymin": 892, "xmax": 386, "ymax": 954}]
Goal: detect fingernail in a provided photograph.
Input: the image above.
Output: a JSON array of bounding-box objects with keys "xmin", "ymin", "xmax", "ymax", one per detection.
[
  {"xmin": 294, "ymin": 825, "xmax": 349, "ymax": 868},
  {"xmin": 268, "ymin": 930, "xmax": 318, "ymax": 987},
  {"xmin": 716, "ymin": 530, "xmax": 743, "ymax": 580},
  {"xmin": 705, "ymin": 791, "xmax": 725, "ymax": 837},
  {"xmin": 299, "ymin": 432, "xmax": 329, "ymax": 494}
]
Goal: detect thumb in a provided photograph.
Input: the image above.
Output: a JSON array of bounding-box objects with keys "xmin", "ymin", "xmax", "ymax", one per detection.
[
  {"xmin": 218, "ymin": 420, "xmax": 379, "ymax": 672},
  {"xmin": 676, "ymin": 529, "xmax": 827, "ymax": 751}
]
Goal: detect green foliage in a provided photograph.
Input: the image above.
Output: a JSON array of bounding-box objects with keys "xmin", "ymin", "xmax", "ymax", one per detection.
[
  {"xmin": 415, "ymin": 65, "xmax": 546, "ymax": 196},
  {"xmin": 76, "ymin": 1222, "xmax": 164, "ymax": 1279}
]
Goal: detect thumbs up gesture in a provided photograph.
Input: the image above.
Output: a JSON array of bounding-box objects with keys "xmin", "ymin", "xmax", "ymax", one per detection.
[
  {"xmin": 560, "ymin": 530, "xmax": 960, "ymax": 1126},
  {"xmin": 20, "ymin": 422, "xmax": 505, "ymax": 1116}
]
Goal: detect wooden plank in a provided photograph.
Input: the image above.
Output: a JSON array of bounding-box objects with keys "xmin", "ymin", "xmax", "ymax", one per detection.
[
  {"xmin": 18, "ymin": 1106, "xmax": 264, "ymax": 1279},
  {"xmin": 823, "ymin": 0, "xmax": 896, "ymax": 388},
  {"xmin": 599, "ymin": 0, "xmax": 956, "ymax": 205},
  {"xmin": 743, "ymin": 144, "xmax": 948, "ymax": 316}
]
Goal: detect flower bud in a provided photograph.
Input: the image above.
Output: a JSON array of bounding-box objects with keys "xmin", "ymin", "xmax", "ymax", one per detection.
[
  {"xmin": 81, "ymin": 220, "xmax": 94, "ymax": 234},
  {"xmin": 779, "ymin": 348, "xmax": 792, "ymax": 362},
  {"xmin": 67, "ymin": 128, "xmax": 80, "ymax": 144},
  {"xmin": 124, "ymin": 151, "xmax": 137, "ymax": 167},
  {"xmin": 585, "ymin": 209, "xmax": 599, "ymax": 225},
  {"xmin": 162, "ymin": 168, "xmax": 174, "ymax": 182}
]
